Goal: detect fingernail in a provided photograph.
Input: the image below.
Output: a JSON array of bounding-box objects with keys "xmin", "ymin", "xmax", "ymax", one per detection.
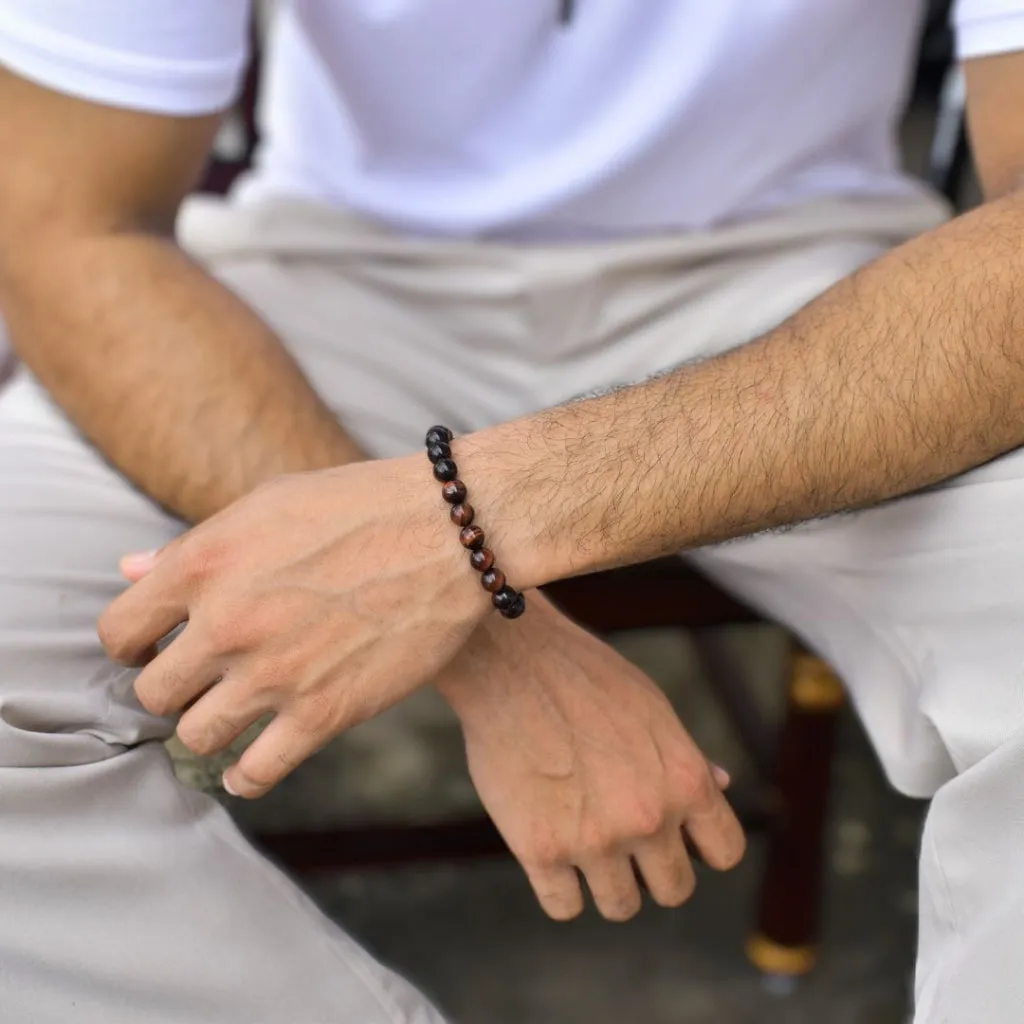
[
  {"xmin": 222, "ymin": 773, "xmax": 240, "ymax": 797},
  {"xmin": 120, "ymin": 550, "xmax": 160, "ymax": 578},
  {"xmin": 711, "ymin": 763, "xmax": 731, "ymax": 789}
]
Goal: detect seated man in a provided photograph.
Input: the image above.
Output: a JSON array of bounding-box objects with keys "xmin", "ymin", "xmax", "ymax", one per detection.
[{"xmin": 0, "ymin": 1, "xmax": 1013, "ymax": 1022}]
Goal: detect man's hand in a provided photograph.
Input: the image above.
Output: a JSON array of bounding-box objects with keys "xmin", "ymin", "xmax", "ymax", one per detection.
[
  {"xmin": 436, "ymin": 594, "xmax": 744, "ymax": 923},
  {"xmin": 99, "ymin": 458, "xmax": 491, "ymax": 798}
]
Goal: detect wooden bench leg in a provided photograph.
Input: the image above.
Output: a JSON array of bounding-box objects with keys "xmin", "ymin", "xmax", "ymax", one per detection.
[{"xmin": 746, "ymin": 643, "xmax": 844, "ymax": 980}]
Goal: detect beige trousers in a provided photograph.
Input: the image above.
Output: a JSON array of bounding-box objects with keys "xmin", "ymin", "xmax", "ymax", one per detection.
[{"xmin": 0, "ymin": 187, "xmax": 1004, "ymax": 1022}]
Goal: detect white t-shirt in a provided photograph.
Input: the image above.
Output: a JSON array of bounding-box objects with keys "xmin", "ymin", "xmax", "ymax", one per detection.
[{"xmin": 0, "ymin": 1, "xmax": 1021, "ymax": 238}]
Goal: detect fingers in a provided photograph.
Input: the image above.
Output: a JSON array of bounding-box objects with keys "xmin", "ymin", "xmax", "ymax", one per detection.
[
  {"xmin": 578, "ymin": 855, "xmax": 643, "ymax": 922},
  {"xmin": 682, "ymin": 771, "xmax": 747, "ymax": 872},
  {"xmin": 522, "ymin": 863, "xmax": 586, "ymax": 922},
  {"xmin": 99, "ymin": 589, "xmax": 188, "ymax": 666},
  {"xmin": 534, "ymin": 833, "xmax": 705, "ymax": 922},
  {"xmin": 132, "ymin": 625, "xmax": 219, "ymax": 718},
  {"xmin": 630, "ymin": 830, "xmax": 696, "ymax": 908},
  {"xmin": 120, "ymin": 549, "xmax": 162, "ymax": 582},
  {"xmin": 99, "ymin": 549, "xmax": 190, "ymax": 665},
  {"xmin": 175, "ymin": 675, "xmax": 269, "ymax": 757},
  {"xmin": 575, "ymin": 768, "xmax": 740, "ymax": 920},
  {"xmin": 223, "ymin": 712, "xmax": 329, "ymax": 799}
]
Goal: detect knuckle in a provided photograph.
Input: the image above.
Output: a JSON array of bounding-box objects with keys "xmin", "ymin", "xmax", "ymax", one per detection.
[
  {"xmin": 138, "ymin": 662, "xmax": 198, "ymax": 718},
  {"xmin": 241, "ymin": 762, "xmax": 280, "ymax": 792},
  {"xmin": 253, "ymin": 652, "xmax": 297, "ymax": 691},
  {"xmin": 97, "ymin": 616, "xmax": 129, "ymax": 661},
  {"xmin": 275, "ymin": 745, "xmax": 300, "ymax": 774},
  {"xmin": 524, "ymin": 837, "xmax": 568, "ymax": 870},
  {"xmin": 225, "ymin": 597, "xmax": 298, "ymax": 654},
  {"xmin": 578, "ymin": 835, "xmax": 612, "ymax": 861},
  {"xmin": 202, "ymin": 611, "xmax": 247, "ymax": 655},
  {"xmin": 179, "ymin": 536, "xmax": 229, "ymax": 585},
  {"xmin": 236, "ymin": 599, "xmax": 277, "ymax": 639},
  {"xmin": 244, "ymin": 674, "xmax": 280, "ymax": 708},
  {"xmin": 671, "ymin": 871, "xmax": 697, "ymax": 906},
  {"xmin": 549, "ymin": 907, "xmax": 582, "ymax": 923},
  {"xmin": 135, "ymin": 684, "xmax": 173, "ymax": 718},
  {"xmin": 651, "ymin": 887, "xmax": 688, "ymax": 910},
  {"xmin": 623, "ymin": 800, "xmax": 667, "ymax": 841},
  {"xmin": 602, "ymin": 894, "xmax": 642, "ymax": 923},
  {"xmin": 176, "ymin": 717, "xmax": 222, "ymax": 757},
  {"xmin": 176, "ymin": 726, "xmax": 212, "ymax": 756},
  {"xmin": 577, "ymin": 822, "xmax": 616, "ymax": 859},
  {"xmin": 710, "ymin": 831, "xmax": 748, "ymax": 872},
  {"xmin": 541, "ymin": 895, "xmax": 583, "ymax": 923},
  {"xmin": 285, "ymin": 689, "xmax": 340, "ymax": 739},
  {"xmin": 174, "ymin": 541, "xmax": 204, "ymax": 585},
  {"xmin": 678, "ymin": 764, "xmax": 716, "ymax": 807}
]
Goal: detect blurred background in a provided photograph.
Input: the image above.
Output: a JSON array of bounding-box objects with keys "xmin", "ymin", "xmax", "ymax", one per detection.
[{"xmin": 150, "ymin": 2, "xmax": 973, "ymax": 1022}]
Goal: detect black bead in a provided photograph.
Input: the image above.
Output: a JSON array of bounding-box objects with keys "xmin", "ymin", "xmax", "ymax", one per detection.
[
  {"xmin": 425, "ymin": 425, "xmax": 453, "ymax": 447},
  {"xmin": 492, "ymin": 585, "xmax": 518, "ymax": 612},
  {"xmin": 500, "ymin": 592, "xmax": 527, "ymax": 620},
  {"xmin": 426, "ymin": 441, "xmax": 451, "ymax": 464},
  {"xmin": 433, "ymin": 458, "xmax": 459, "ymax": 482},
  {"xmin": 441, "ymin": 479, "xmax": 467, "ymax": 504}
]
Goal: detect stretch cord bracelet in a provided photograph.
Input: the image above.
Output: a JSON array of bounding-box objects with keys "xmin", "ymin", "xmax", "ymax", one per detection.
[{"xmin": 424, "ymin": 425, "xmax": 527, "ymax": 620}]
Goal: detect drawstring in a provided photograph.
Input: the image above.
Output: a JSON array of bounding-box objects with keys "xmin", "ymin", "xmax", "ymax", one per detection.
[{"xmin": 559, "ymin": 0, "xmax": 575, "ymax": 26}]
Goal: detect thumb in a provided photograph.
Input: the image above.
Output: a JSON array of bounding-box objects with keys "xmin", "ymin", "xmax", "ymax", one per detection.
[{"xmin": 119, "ymin": 549, "xmax": 162, "ymax": 582}]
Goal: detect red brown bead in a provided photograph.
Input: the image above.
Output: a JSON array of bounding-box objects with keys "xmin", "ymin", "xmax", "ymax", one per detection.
[
  {"xmin": 481, "ymin": 568, "xmax": 506, "ymax": 593},
  {"xmin": 450, "ymin": 503, "xmax": 474, "ymax": 527},
  {"xmin": 424, "ymin": 425, "xmax": 525, "ymax": 619},
  {"xmin": 459, "ymin": 525, "xmax": 486, "ymax": 550},
  {"xmin": 442, "ymin": 479, "xmax": 468, "ymax": 504},
  {"xmin": 470, "ymin": 548, "xmax": 495, "ymax": 572}
]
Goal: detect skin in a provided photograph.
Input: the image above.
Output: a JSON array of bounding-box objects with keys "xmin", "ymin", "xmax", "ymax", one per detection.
[
  {"xmin": 436, "ymin": 592, "xmax": 737, "ymax": 921},
  {"xmin": 0, "ymin": 67, "xmax": 742, "ymax": 923},
  {"xmin": 99, "ymin": 46, "xmax": 1024, "ymax": 827}
]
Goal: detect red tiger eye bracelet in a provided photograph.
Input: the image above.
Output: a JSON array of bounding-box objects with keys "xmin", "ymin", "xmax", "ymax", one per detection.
[{"xmin": 425, "ymin": 425, "xmax": 526, "ymax": 620}]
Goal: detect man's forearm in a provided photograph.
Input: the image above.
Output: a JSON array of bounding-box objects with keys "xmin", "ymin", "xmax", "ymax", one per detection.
[
  {"xmin": 3, "ymin": 231, "xmax": 362, "ymax": 522},
  {"xmin": 462, "ymin": 193, "xmax": 1024, "ymax": 587}
]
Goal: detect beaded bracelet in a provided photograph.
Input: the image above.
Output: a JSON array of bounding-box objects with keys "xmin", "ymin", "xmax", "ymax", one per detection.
[{"xmin": 425, "ymin": 425, "xmax": 526, "ymax": 620}]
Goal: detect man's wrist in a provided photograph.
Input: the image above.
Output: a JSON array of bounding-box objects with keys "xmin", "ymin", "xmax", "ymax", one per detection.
[
  {"xmin": 451, "ymin": 423, "xmax": 581, "ymax": 591},
  {"xmin": 434, "ymin": 590, "xmax": 561, "ymax": 719}
]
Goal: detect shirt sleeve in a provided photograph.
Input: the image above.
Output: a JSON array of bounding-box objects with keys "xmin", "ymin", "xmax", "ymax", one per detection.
[
  {"xmin": 955, "ymin": 0, "xmax": 1024, "ymax": 60},
  {"xmin": 0, "ymin": 0, "xmax": 252, "ymax": 114}
]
